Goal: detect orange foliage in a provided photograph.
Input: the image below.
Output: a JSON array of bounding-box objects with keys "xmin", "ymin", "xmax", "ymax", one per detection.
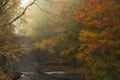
[
  {"xmin": 33, "ymin": 37, "xmax": 59, "ymax": 53},
  {"xmin": 75, "ymin": 0, "xmax": 120, "ymax": 60},
  {"xmin": 75, "ymin": 52, "xmax": 85, "ymax": 59},
  {"xmin": 65, "ymin": 46, "xmax": 76, "ymax": 55}
]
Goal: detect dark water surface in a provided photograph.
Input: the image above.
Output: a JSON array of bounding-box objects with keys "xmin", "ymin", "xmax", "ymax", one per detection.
[{"xmin": 13, "ymin": 50, "xmax": 83, "ymax": 80}]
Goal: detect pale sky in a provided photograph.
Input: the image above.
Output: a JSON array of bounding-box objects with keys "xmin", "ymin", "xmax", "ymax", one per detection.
[{"xmin": 14, "ymin": 0, "xmax": 79, "ymax": 36}]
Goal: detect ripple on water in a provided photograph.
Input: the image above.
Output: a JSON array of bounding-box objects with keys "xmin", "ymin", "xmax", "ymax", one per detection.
[
  {"xmin": 44, "ymin": 71, "xmax": 66, "ymax": 75},
  {"xmin": 18, "ymin": 74, "xmax": 30, "ymax": 80}
]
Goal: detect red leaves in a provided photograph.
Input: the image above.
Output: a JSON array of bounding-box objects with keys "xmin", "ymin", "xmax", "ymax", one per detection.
[
  {"xmin": 75, "ymin": 0, "xmax": 120, "ymax": 59},
  {"xmin": 89, "ymin": 0, "xmax": 101, "ymax": 5}
]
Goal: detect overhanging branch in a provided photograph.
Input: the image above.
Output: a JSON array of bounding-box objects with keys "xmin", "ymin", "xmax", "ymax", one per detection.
[
  {"xmin": 0, "ymin": 0, "xmax": 9, "ymax": 9},
  {"xmin": 0, "ymin": 0, "xmax": 36, "ymax": 28},
  {"xmin": 34, "ymin": 3, "xmax": 59, "ymax": 16},
  {"xmin": 0, "ymin": 0, "xmax": 20, "ymax": 16}
]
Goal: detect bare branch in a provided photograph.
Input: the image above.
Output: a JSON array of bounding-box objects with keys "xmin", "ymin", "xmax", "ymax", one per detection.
[
  {"xmin": 0, "ymin": 0, "xmax": 36, "ymax": 28},
  {"xmin": 0, "ymin": 0, "xmax": 9, "ymax": 9},
  {"xmin": 0, "ymin": 0, "xmax": 20, "ymax": 16},
  {"xmin": 34, "ymin": 3, "xmax": 59, "ymax": 16}
]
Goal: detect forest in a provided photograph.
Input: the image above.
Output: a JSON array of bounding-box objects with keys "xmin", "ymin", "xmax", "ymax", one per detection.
[{"xmin": 0, "ymin": 0, "xmax": 120, "ymax": 80}]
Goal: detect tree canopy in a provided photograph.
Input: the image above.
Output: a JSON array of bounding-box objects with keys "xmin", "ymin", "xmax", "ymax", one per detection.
[{"xmin": 0, "ymin": 0, "xmax": 119, "ymax": 80}]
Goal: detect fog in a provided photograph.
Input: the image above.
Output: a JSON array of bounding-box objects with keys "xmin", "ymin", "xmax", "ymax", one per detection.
[{"xmin": 14, "ymin": 0, "xmax": 79, "ymax": 37}]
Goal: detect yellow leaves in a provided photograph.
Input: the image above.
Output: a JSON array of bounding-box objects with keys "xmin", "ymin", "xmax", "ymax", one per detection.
[
  {"xmin": 75, "ymin": 53, "xmax": 84, "ymax": 59},
  {"xmin": 64, "ymin": 46, "xmax": 75, "ymax": 55},
  {"xmin": 0, "ymin": 30, "xmax": 5, "ymax": 41},
  {"xmin": 3, "ymin": 51, "xmax": 19, "ymax": 61},
  {"xmin": 75, "ymin": 11, "xmax": 86, "ymax": 21},
  {"xmin": 85, "ymin": 44, "xmax": 98, "ymax": 53},
  {"xmin": 33, "ymin": 39, "xmax": 55, "ymax": 50},
  {"xmin": 1, "ymin": 44, "xmax": 20, "ymax": 61},
  {"xmin": 98, "ymin": 40, "xmax": 108, "ymax": 47},
  {"xmin": 34, "ymin": 41, "xmax": 47, "ymax": 50},
  {"xmin": 75, "ymin": 52, "xmax": 92, "ymax": 63},
  {"xmin": 33, "ymin": 37, "xmax": 58, "ymax": 53},
  {"xmin": 84, "ymin": 56, "xmax": 92, "ymax": 62},
  {"xmin": 74, "ymin": 0, "xmax": 120, "ymax": 79},
  {"xmin": 107, "ymin": 40, "xmax": 120, "ymax": 48},
  {"xmin": 111, "ymin": 4, "xmax": 120, "ymax": 12},
  {"xmin": 0, "ymin": 30, "xmax": 3, "ymax": 35},
  {"xmin": 11, "ymin": 54, "xmax": 19, "ymax": 61},
  {"xmin": 93, "ymin": 5, "xmax": 105, "ymax": 14},
  {"xmin": 77, "ymin": 2, "xmax": 120, "ymax": 59},
  {"xmin": 79, "ymin": 30, "xmax": 100, "ymax": 54},
  {"xmin": 79, "ymin": 30, "xmax": 98, "ymax": 41},
  {"xmin": 86, "ymin": 20, "xmax": 101, "ymax": 27}
]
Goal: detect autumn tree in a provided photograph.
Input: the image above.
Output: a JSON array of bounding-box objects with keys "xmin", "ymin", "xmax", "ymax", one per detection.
[
  {"xmin": 0, "ymin": 0, "xmax": 20, "ymax": 70},
  {"xmin": 33, "ymin": 0, "xmax": 82, "ymax": 64},
  {"xmin": 32, "ymin": 0, "xmax": 120, "ymax": 79},
  {"xmin": 75, "ymin": 0, "xmax": 120, "ymax": 80},
  {"xmin": 0, "ymin": 0, "xmax": 36, "ymax": 71}
]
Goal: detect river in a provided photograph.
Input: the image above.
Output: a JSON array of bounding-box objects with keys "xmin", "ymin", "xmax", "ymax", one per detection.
[{"xmin": 12, "ymin": 44, "xmax": 83, "ymax": 80}]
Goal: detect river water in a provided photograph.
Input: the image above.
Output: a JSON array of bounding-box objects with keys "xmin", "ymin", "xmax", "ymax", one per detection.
[{"xmin": 13, "ymin": 49, "xmax": 83, "ymax": 80}]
